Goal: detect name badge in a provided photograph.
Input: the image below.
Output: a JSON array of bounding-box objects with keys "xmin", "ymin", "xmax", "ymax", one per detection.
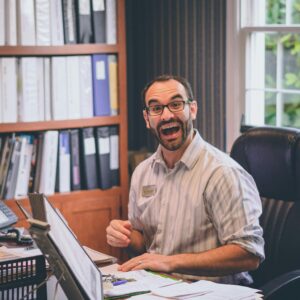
[{"xmin": 142, "ymin": 185, "xmax": 157, "ymax": 197}]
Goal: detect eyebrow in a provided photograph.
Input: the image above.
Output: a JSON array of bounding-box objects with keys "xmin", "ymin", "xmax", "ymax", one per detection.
[{"xmin": 147, "ymin": 94, "xmax": 184, "ymax": 105}]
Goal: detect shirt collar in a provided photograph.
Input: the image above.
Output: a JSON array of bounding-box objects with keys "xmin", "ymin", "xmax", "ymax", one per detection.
[{"xmin": 152, "ymin": 129, "xmax": 204, "ymax": 170}]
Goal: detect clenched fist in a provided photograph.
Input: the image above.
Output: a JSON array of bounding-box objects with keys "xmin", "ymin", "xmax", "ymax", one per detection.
[{"xmin": 106, "ymin": 219, "xmax": 132, "ymax": 248}]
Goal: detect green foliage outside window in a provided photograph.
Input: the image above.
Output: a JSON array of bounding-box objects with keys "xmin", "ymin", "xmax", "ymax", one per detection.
[{"xmin": 265, "ymin": 0, "xmax": 300, "ymax": 128}]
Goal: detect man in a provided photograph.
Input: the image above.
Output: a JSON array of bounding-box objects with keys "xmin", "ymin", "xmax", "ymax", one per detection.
[{"xmin": 106, "ymin": 75, "xmax": 264, "ymax": 285}]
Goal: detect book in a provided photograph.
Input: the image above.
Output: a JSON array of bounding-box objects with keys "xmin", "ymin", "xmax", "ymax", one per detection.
[
  {"xmin": 108, "ymin": 55, "xmax": 118, "ymax": 116},
  {"xmin": 57, "ymin": 131, "xmax": 71, "ymax": 193},
  {"xmin": 28, "ymin": 135, "xmax": 39, "ymax": 193},
  {"xmin": 0, "ymin": 59, "xmax": 2, "ymax": 123},
  {"xmin": 92, "ymin": 54, "xmax": 111, "ymax": 116},
  {"xmin": 95, "ymin": 126, "xmax": 111, "ymax": 189},
  {"xmin": 106, "ymin": 0, "xmax": 117, "ymax": 44},
  {"xmin": 14, "ymin": 135, "xmax": 34, "ymax": 198},
  {"xmin": 80, "ymin": 127, "xmax": 98, "ymax": 189},
  {"xmin": 0, "ymin": 0, "xmax": 4, "ymax": 45},
  {"xmin": 50, "ymin": 0, "xmax": 64, "ymax": 45},
  {"xmin": 62, "ymin": 0, "xmax": 78, "ymax": 44},
  {"xmin": 109, "ymin": 126, "xmax": 119, "ymax": 187},
  {"xmin": 36, "ymin": 57, "xmax": 45, "ymax": 121},
  {"xmin": 51, "ymin": 56, "xmax": 68, "ymax": 120},
  {"xmin": 33, "ymin": 133, "xmax": 44, "ymax": 193},
  {"xmin": 0, "ymin": 135, "xmax": 15, "ymax": 198},
  {"xmin": 79, "ymin": 56, "xmax": 93, "ymax": 118},
  {"xmin": 5, "ymin": 0, "xmax": 17, "ymax": 45},
  {"xmin": 91, "ymin": 0, "xmax": 106, "ymax": 43},
  {"xmin": 18, "ymin": 57, "xmax": 39, "ymax": 122},
  {"xmin": 17, "ymin": 0, "xmax": 36, "ymax": 45},
  {"xmin": 0, "ymin": 136, "xmax": 3, "ymax": 156},
  {"xmin": 70, "ymin": 129, "xmax": 81, "ymax": 191},
  {"xmin": 76, "ymin": 0, "xmax": 93, "ymax": 43},
  {"xmin": 66, "ymin": 56, "xmax": 81, "ymax": 119},
  {"xmin": 1, "ymin": 58, "xmax": 17, "ymax": 123},
  {"xmin": 35, "ymin": 0, "xmax": 51, "ymax": 45},
  {"xmin": 3, "ymin": 137, "xmax": 22, "ymax": 199},
  {"xmin": 39, "ymin": 131, "xmax": 59, "ymax": 195},
  {"xmin": 43, "ymin": 57, "xmax": 51, "ymax": 121}
]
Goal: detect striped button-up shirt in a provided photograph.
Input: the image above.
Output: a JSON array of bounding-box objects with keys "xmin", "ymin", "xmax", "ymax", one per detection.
[{"xmin": 128, "ymin": 130, "xmax": 265, "ymax": 285}]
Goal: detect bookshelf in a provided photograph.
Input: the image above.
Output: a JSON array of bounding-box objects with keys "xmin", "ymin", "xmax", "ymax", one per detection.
[{"xmin": 1, "ymin": 0, "xmax": 128, "ymax": 259}]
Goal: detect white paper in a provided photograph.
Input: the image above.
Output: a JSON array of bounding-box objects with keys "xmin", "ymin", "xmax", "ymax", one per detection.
[
  {"xmin": 152, "ymin": 280, "xmax": 261, "ymax": 300},
  {"xmin": 84, "ymin": 137, "xmax": 96, "ymax": 155},
  {"xmin": 79, "ymin": 0, "xmax": 91, "ymax": 15},
  {"xmin": 96, "ymin": 60, "xmax": 106, "ymax": 80},
  {"xmin": 98, "ymin": 137, "xmax": 110, "ymax": 154},
  {"xmin": 110, "ymin": 134, "xmax": 119, "ymax": 169},
  {"xmin": 92, "ymin": 0, "xmax": 105, "ymax": 11},
  {"xmin": 100, "ymin": 264, "xmax": 180, "ymax": 298}
]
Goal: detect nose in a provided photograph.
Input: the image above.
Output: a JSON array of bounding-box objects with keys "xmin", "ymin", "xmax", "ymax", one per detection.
[{"xmin": 160, "ymin": 105, "xmax": 174, "ymax": 121}]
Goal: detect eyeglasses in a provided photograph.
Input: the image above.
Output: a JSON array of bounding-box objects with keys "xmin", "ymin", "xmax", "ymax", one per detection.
[{"xmin": 144, "ymin": 99, "xmax": 193, "ymax": 116}]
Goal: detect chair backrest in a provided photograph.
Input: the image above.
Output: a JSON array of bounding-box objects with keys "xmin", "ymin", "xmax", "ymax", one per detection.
[{"xmin": 230, "ymin": 127, "xmax": 300, "ymax": 287}]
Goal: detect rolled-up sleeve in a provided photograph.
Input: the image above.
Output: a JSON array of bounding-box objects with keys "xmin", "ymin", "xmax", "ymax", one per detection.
[
  {"xmin": 128, "ymin": 169, "xmax": 144, "ymax": 232},
  {"xmin": 204, "ymin": 166, "xmax": 265, "ymax": 262}
]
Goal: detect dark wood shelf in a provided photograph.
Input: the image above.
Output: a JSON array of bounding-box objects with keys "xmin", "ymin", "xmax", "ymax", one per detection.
[
  {"xmin": 2, "ymin": 0, "xmax": 128, "ymax": 258},
  {"xmin": 0, "ymin": 116, "xmax": 120, "ymax": 133},
  {"xmin": 0, "ymin": 44, "xmax": 119, "ymax": 56}
]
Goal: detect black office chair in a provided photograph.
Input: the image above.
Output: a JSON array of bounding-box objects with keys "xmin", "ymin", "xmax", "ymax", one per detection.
[{"xmin": 230, "ymin": 127, "xmax": 300, "ymax": 300}]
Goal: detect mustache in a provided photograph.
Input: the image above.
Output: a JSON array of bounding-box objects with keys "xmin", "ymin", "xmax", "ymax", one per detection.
[{"xmin": 157, "ymin": 118, "xmax": 183, "ymax": 131}]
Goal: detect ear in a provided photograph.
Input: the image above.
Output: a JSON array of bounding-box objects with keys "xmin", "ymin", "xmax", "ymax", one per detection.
[
  {"xmin": 143, "ymin": 110, "xmax": 151, "ymax": 129},
  {"xmin": 190, "ymin": 101, "xmax": 198, "ymax": 121}
]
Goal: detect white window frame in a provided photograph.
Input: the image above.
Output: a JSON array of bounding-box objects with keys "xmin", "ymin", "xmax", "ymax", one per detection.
[{"xmin": 226, "ymin": 0, "xmax": 300, "ymax": 152}]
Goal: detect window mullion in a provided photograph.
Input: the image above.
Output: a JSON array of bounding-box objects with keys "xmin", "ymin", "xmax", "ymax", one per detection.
[
  {"xmin": 276, "ymin": 40, "xmax": 283, "ymax": 126},
  {"xmin": 286, "ymin": 0, "xmax": 293, "ymax": 25},
  {"xmin": 242, "ymin": 26, "xmax": 300, "ymax": 33}
]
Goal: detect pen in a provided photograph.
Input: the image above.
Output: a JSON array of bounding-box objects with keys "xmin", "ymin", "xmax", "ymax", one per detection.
[{"xmin": 112, "ymin": 280, "xmax": 127, "ymax": 286}]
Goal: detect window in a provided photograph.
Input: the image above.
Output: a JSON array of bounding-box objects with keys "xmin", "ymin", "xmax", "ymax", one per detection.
[{"xmin": 226, "ymin": 0, "xmax": 300, "ymax": 151}]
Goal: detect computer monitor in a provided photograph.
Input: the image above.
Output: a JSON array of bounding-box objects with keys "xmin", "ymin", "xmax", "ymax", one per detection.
[{"xmin": 27, "ymin": 193, "xmax": 103, "ymax": 300}]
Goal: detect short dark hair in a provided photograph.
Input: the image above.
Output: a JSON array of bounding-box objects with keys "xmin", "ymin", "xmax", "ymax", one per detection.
[{"xmin": 141, "ymin": 75, "xmax": 194, "ymax": 106}]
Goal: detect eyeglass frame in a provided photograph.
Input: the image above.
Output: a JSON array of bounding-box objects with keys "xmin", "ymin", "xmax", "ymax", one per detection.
[{"xmin": 144, "ymin": 98, "xmax": 194, "ymax": 116}]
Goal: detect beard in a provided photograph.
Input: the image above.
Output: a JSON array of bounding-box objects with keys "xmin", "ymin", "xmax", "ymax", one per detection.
[{"xmin": 149, "ymin": 116, "xmax": 193, "ymax": 151}]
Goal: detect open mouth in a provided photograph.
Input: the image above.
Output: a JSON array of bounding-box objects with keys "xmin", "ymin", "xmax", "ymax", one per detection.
[{"xmin": 160, "ymin": 123, "xmax": 181, "ymax": 136}]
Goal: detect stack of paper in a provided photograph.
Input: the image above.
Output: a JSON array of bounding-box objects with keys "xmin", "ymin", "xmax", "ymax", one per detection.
[
  {"xmin": 100, "ymin": 264, "xmax": 180, "ymax": 299},
  {"xmin": 83, "ymin": 246, "xmax": 117, "ymax": 265},
  {"xmin": 130, "ymin": 280, "xmax": 262, "ymax": 300}
]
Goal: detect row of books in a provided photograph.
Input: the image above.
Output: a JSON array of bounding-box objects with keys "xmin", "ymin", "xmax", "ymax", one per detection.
[
  {"xmin": 0, "ymin": 0, "xmax": 116, "ymax": 46},
  {"xmin": 0, "ymin": 126, "xmax": 119, "ymax": 200},
  {"xmin": 0, "ymin": 54, "xmax": 118, "ymax": 123}
]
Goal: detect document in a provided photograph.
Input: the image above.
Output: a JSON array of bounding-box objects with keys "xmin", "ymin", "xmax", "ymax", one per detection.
[
  {"xmin": 83, "ymin": 246, "xmax": 117, "ymax": 264},
  {"xmin": 100, "ymin": 264, "xmax": 180, "ymax": 298},
  {"xmin": 0, "ymin": 246, "xmax": 42, "ymax": 261},
  {"xmin": 148, "ymin": 280, "xmax": 262, "ymax": 300}
]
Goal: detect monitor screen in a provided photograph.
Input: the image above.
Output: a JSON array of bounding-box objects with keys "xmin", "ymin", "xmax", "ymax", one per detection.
[{"xmin": 31, "ymin": 195, "xmax": 102, "ymax": 300}]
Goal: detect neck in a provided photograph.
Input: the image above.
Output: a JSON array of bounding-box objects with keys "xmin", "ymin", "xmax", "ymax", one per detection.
[{"xmin": 161, "ymin": 130, "xmax": 194, "ymax": 169}]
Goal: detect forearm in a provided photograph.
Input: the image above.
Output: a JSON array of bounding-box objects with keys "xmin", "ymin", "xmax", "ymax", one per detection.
[
  {"xmin": 128, "ymin": 229, "xmax": 146, "ymax": 254},
  {"xmin": 170, "ymin": 244, "xmax": 260, "ymax": 276}
]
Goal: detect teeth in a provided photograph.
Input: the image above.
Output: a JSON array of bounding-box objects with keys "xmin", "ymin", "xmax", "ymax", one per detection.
[{"xmin": 161, "ymin": 123, "xmax": 177, "ymax": 130}]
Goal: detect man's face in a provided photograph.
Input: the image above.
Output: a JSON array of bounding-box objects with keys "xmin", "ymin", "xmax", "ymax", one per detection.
[{"xmin": 143, "ymin": 79, "xmax": 197, "ymax": 151}]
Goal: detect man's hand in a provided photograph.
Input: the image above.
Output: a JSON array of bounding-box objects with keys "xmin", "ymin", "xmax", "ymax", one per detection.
[
  {"xmin": 106, "ymin": 219, "xmax": 132, "ymax": 248},
  {"xmin": 118, "ymin": 253, "xmax": 174, "ymax": 273}
]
